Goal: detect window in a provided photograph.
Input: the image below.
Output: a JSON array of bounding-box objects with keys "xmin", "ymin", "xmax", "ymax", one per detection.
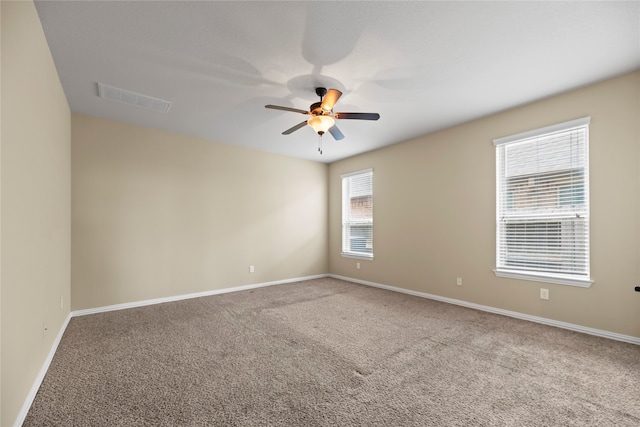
[
  {"xmin": 342, "ymin": 169, "xmax": 373, "ymax": 258},
  {"xmin": 494, "ymin": 117, "xmax": 591, "ymax": 287}
]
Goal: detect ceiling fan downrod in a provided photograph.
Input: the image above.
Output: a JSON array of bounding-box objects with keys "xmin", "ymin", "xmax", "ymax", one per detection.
[{"xmin": 315, "ymin": 87, "xmax": 327, "ymax": 101}]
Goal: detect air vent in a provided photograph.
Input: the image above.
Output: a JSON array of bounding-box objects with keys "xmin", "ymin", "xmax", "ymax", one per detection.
[{"xmin": 97, "ymin": 83, "xmax": 171, "ymax": 113}]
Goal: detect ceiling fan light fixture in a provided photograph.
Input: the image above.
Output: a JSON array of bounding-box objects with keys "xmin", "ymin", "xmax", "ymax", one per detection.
[
  {"xmin": 265, "ymin": 87, "xmax": 379, "ymax": 143},
  {"xmin": 307, "ymin": 115, "xmax": 335, "ymax": 135}
]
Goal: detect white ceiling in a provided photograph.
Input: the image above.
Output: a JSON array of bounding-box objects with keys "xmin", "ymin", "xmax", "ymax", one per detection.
[{"xmin": 35, "ymin": 1, "xmax": 640, "ymax": 163}]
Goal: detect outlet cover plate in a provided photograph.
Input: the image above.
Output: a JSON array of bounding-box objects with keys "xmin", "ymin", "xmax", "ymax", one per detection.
[{"xmin": 540, "ymin": 288, "xmax": 549, "ymax": 300}]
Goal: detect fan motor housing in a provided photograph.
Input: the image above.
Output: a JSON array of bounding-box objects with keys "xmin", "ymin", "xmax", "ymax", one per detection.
[{"xmin": 310, "ymin": 101, "xmax": 324, "ymax": 116}]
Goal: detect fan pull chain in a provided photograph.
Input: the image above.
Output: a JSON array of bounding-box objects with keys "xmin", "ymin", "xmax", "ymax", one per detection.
[{"xmin": 318, "ymin": 134, "xmax": 323, "ymax": 155}]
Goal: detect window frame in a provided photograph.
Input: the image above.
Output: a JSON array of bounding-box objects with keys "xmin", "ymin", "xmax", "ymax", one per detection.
[
  {"xmin": 493, "ymin": 117, "xmax": 593, "ymax": 288},
  {"xmin": 341, "ymin": 168, "xmax": 374, "ymax": 260}
]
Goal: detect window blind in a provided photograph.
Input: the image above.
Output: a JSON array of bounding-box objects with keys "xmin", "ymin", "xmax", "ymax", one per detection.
[
  {"xmin": 342, "ymin": 169, "xmax": 373, "ymax": 258},
  {"xmin": 494, "ymin": 117, "xmax": 590, "ymax": 286}
]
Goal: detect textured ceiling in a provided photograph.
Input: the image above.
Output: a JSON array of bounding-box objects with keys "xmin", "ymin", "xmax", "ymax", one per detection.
[{"xmin": 35, "ymin": 1, "xmax": 640, "ymax": 163}]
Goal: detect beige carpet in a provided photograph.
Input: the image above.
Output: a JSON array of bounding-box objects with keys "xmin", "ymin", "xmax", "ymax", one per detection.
[{"xmin": 25, "ymin": 278, "xmax": 639, "ymax": 426}]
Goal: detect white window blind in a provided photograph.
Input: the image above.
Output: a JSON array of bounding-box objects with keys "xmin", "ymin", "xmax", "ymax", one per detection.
[
  {"xmin": 342, "ymin": 169, "xmax": 373, "ymax": 258},
  {"xmin": 494, "ymin": 117, "xmax": 591, "ymax": 287}
]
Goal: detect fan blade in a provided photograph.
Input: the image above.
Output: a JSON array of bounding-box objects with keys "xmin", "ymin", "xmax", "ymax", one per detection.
[
  {"xmin": 265, "ymin": 105, "xmax": 309, "ymax": 115},
  {"xmin": 335, "ymin": 112, "xmax": 380, "ymax": 120},
  {"xmin": 328, "ymin": 125, "xmax": 345, "ymax": 141},
  {"xmin": 282, "ymin": 121, "xmax": 308, "ymax": 135},
  {"xmin": 320, "ymin": 89, "xmax": 342, "ymax": 113}
]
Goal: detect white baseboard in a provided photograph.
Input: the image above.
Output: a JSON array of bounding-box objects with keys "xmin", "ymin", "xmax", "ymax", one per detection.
[
  {"xmin": 14, "ymin": 312, "xmax": 72, "ymax": 427},
  {"xmin": 71, "ymin": 274, "xmax": 329, "ymax": 317},
  {"xmin": 330, "ymin": 274, "xmax": 640, "ymax": 346}
]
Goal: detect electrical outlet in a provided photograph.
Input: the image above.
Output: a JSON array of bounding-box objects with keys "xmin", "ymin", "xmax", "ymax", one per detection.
[
  {"xmin": 356, "ymin": 262, "xmax": 361, "ymax": 269},
  {"xmin": 540, "ymin": 288, "xmax": 549, "ymax": 300},
  {"xmin": 60, "ymin": 296, "xmax": 64, "ymax": 310},
  {"xmin": 456, "ymin": 277, "xmax": 462, "ymax": 286},
  {"xmin": 249, "ymin": 265, "xmax": 255, "ymax": 273}
]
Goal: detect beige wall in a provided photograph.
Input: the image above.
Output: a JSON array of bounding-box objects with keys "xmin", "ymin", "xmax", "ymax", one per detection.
[
  {"xmin": 1, "ymin": 2, "xmax": 72, "ymax": 425},
  {"xmin": 72, "ymin": 114, "xmax": 328, "ymax": 310},
  {"xmin": 329, "ymin": 71, "xmax": 640, "ymax": 339}
]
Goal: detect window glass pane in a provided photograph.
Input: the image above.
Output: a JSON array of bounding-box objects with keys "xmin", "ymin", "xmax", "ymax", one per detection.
[
  {"xmin": 495, "ymin": 119, "xmax": 589, "ymax": 283},
  {"xmin": 342, "ymin": 170, "xmax": 373, "ymax": 257}
]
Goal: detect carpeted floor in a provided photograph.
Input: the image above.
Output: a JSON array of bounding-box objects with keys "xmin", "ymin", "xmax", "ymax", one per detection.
[{"xmin": 25, "ymin": 278, "xmax": 639, "ymax": 426}]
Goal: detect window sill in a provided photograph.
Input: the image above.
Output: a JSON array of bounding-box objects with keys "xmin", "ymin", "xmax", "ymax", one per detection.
[
  {"xmin": 341, "ymin": 253, "xmax": 374, "ymax": 261},
  {"xmin": 494, "ymin": 269, "xmax": 593, "ymax": 288}
]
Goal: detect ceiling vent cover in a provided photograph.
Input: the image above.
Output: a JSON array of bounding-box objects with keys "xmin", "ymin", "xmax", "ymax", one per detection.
[{"xmin": 97, "ymin": 83, "xmax": 171, "ymax": 113}]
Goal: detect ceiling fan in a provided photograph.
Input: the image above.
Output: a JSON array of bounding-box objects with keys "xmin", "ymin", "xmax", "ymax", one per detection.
[{"xmin": 265, "ymin": 87, "xmax": 380, "ymax": 142}]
